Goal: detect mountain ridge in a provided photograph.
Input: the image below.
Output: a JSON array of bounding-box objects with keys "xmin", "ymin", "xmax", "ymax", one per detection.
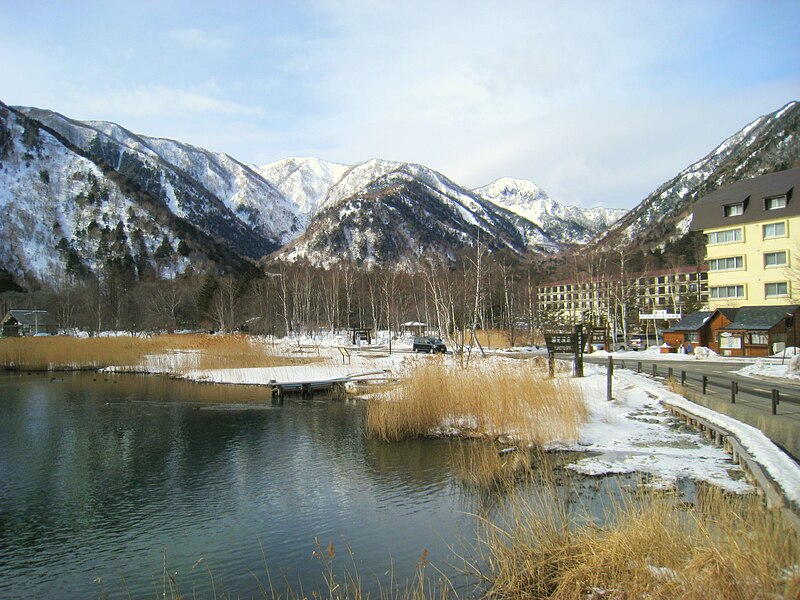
[{"xmin": 1, "ymin": 98, "xmax": 798, "ymax": 286}]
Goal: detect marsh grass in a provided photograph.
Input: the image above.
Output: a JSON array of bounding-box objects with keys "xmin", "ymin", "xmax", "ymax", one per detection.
[
  {"xmin": 365, "ymin": 363, "xmax": 587, "ymax": 447},
  {"xmin": 133, "ymin": 541, "xmax": 457, "ymax": 600},
  {"xmin": 476, "ymin": 482, "xmax": 800, "ymax": 599},
  {"xmin": 451, "ymin": 442, "xmax": 537, "ymax": 491},
  {"xmin": 0, "ymin": 334, "xmax": 306, "ymax": 372}
]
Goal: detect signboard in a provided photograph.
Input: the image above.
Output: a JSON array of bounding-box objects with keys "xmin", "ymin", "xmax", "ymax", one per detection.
[
  {"xmin": 639, "ymin": 310, "xmax": 682, "ymax": 320},
  {"xmin": 720, "ymin": 334, "xmax": 742, "ymax": 349},
  {"xmin": 544, "ymin": 326, "xmax": 586, "ymax": 378},
  {"xmin": 544, "ymin": 332, "xmax": 580, "ymax": 354}
]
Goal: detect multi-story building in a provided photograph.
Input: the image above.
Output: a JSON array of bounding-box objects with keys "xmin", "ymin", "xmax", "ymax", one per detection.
[
  {"xmin": 691, "ymin": 168, "xmax": 800, "ymax": 308},
  {"xmin": 536, "ymin": 266, "xmax": 708, "ymax": 330}
]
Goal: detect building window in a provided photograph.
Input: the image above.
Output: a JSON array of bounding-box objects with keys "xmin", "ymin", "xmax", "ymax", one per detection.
[
  {"xmin": 763, "ymin": 222, "xmax": 786, "ymax": 239},
  {"xmin": 708, "ymin": 256, "xmax": 743, "ymax": 271},
  {"xmin": 764, "ymin": 251, "xmax": 787, "ymax": 268},
  {"xmin": 748, "ymin": 332, "xmax": 768, "ymax": 345},
  {"xmin": 765, "ymin": 282, "xmax": 789, "ymax": 298},
  {"xmin": 723, "ymin": 202, "xmax": 744, "ymax": 217},
  {"xmin": 707, "ymin": 228, "xmax": 743, "ymax": 244},
  {"xmin": 764, "ymin": 195, "xmax": 787, "ymax": 210},
  {"xmin": 686, "ymin": 332, "xmax": 700, "ymax": 343},
  {"xmin": 710, "ymin": 285, "xmax": 745, "ymax": 299}
]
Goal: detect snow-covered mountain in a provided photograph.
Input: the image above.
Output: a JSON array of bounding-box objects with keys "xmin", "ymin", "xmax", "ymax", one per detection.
[
  {"xmin": 2, "ymin": 97, "xmax": 798, "ymax": 285},
  {"xmin": 597, "ymin": 101, "xmax": 800, "ymax": 251},
  {"xmin": 18, "ymin": 106, "xmax": 302, "ymax": 247},
  {"xmin": 474, "ymin": 177, "xmax": 626, "ymax": 245},
  {"xmin": 275, "ymin": 159, "xmax": 554, "ymax": 268},
  {"xmin": 254, "ymin": 157, "xmax": 349, "ymax": 227},
  {"xmin": 0, "ymin": 101, "xmax": 286, "ymax": 282}
]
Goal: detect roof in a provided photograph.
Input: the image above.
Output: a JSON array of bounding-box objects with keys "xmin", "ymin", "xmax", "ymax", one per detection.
[
  {"xmin": 716, "ymin": 307, "xmax": 739, "ymax": 321},
  {"xmin": 2, "ymin": 309, "xmax": 53, "ymax": 327},
  {"xmin": 722, "ymin": 305, "xmax": 800, "ymax": 331},
  {"xmin": 691, "ymin": 168, "xmax": 800, "ymax": 231},
  {"xmin": 662, "ymin": 311, "xmax": 713, "ymax": 333}
]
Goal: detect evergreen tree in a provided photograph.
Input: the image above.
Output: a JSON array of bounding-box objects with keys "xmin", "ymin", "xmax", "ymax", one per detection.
[
  {"xmin": 196, "ymin": 274, "xmax": 219, "ymax": 324},
  {"xmin": 155, "ymin": 235, "xmax": 174, "ymax": 261}
]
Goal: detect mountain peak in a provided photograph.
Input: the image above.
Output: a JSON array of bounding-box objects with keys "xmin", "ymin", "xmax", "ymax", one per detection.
[
  {"xmin": 476, "ymin": 176, "xmax": 552, "ymax": 203},
  {"xmin": 474, "ymin": 177, "xmax": 626, "ymax": 245},
  {"xmin": 255, "ymin": 157, "xmax": 348, "ymax": 221}
]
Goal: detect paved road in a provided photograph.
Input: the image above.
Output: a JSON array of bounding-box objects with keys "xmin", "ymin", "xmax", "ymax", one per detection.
[{"xmin": 581, "ymin": 354, "xmax": 800, "ymax": 407}]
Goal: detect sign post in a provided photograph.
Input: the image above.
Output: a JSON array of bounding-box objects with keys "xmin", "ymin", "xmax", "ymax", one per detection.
[{"xmin": 544, "ymin": 325, "xmax": 586, "ymax": 378}]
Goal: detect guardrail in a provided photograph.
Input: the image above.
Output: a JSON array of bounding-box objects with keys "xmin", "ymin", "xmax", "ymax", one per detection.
[{"xmin": 611, "ymin": 357, "xmax": 799, "ymax": 415}]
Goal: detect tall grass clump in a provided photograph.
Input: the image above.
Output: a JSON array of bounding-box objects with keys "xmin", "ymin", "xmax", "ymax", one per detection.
[
  {"xmin": 477, "ymin": 483, "xmax": 800, "ymax": 599},
  {"xmin": 0, "ymin": 334, "xmax": 304, "ymax": 372},
  {"xmin": 365, "ymin": 363, "xmax": 587, "ymax": 448}
]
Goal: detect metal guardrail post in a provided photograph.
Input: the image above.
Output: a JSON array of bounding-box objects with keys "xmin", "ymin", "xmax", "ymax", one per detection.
[
  {"xmin": 681, "ymin": 370, "xmax": 686, "ymax": 387},
  {"xmin": 731, "ymin": 380, "xmax": 736, "ymax": 404},
  {"xmin": 668, "ymin": 366, "xmax": 673, "ymax": 381},
  {"xmin": 772, "ymin": 389, "xmax": 779, "ymax": 415},
  {"xmin": 637, "ymin": 361, "xmax": 642, "ymax": 373},
  {"xmin": 607, "ymin": 356, "xmax": 613, "ymax": 401},
  {"xmin": 702, "ymin": 375, "xmax": 708, "ymax": 395},
  {"xmin": 652, "ymin": 363, "xmax": 657, "ymax": 377}
]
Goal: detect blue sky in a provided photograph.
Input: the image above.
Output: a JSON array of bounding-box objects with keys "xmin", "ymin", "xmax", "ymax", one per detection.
[{"xmin": 1, "ymin": 0, "xmax": 798, "ymax": 209}]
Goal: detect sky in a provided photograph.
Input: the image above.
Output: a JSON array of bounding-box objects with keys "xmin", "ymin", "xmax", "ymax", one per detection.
[{"xmin": 1, "ymin": 0, "xmax": 798, "ymax": 210}]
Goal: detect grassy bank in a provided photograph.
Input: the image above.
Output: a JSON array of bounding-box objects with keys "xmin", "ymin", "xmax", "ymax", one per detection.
[
  {"xmin": 136, "ymin": 468, "xmax": 799, "ymax": 600},
  {"xmin": 365, "ymin": 362, "xmax": 587, "ymax": 447},
  {"xmin": 477, "ymin": 482, "xmax": 799, "ymax": 599},
  {"xmin": 0, "ymin": 334, "xmax": 304, "ymax": 372}
]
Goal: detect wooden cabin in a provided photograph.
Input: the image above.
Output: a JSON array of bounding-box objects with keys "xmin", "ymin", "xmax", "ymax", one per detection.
[
  {"xmin": 1, "ymin": 310, "xmax": 57, "ymax": 337},
  {"xmin": 662, "ymin": 308, "xmax": 737, "ymax": 353},
  {"xmin": 716, "ymin": 304, "xmax": 800, "ymax": 357}
]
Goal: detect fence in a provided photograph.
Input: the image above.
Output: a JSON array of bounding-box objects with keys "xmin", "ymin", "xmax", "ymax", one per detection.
[{"xmin": 608, "ymin": 357, "xmax": 799, "ymax": 415}]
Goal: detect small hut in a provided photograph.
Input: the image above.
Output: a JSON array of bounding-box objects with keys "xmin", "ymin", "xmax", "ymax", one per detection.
[
  {"xmin": 717, "ymin": 305, "xmax": 800, "ymax": 357},
  {"xmin": 400, "ymin": 321, "xmax": 427, "ymax": 335},
  {"xmin": 1, "ymin": 310, "xmax": 57, "ymax": 337}
]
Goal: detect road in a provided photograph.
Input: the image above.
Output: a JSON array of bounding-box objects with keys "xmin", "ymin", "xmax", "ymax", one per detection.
[
  {"xmin": 578, "ymin": 352, "xmax": 800, "ymax": 412},
  {"xmin": 576, "ymin": 353, "xmax": 800, "ymax": 409}
]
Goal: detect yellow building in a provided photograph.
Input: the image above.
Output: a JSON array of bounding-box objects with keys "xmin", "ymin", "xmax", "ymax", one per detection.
[{"xmin": 691, "ymin": 168, "xmax": 800, "ymax": 308}]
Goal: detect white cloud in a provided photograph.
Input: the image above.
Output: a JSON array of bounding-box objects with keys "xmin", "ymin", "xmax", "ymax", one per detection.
[
  {"xmin": 168, "ymin": 28, "xmax": 230, "ymax": 50},
  {"xmin": 78, "ymin": 85, "xmax": 266, "ymax": 119}
]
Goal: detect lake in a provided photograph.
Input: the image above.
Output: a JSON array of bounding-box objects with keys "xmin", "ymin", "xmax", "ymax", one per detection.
[{"xmin": 0, "ymin": 372, "xmax": 666, "ymax": 599}]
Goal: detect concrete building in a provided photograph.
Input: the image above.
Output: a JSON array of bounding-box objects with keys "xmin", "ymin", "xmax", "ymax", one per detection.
[
  {"xmin": 691, "ymin": 168, "xmax": 800, "ymax": 308},
  {"xmin": 536, "ymin": 266, "xmax": 708, "ymax": 331}
]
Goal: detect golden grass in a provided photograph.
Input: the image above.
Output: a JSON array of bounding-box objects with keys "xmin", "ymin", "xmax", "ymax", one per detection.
[
  {"xmin": 478, "ymin": 483, "xmax": 800, "ymax": 599},
  {"xmin": 0, "ymin": 334, "xmax": 304, "ymax": 371},
  {"xmin": 471, "ymin": 329, "xmax": 512, "ymax": 349},
  {"xmin": 451, "ymin": 441, "xmax": 537, "ymax": 491},
  {"xmin": 365, "ymin": 363, "xmax": 588, "ymax": 448}
]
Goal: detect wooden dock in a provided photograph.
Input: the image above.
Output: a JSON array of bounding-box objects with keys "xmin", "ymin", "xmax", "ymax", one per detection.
[{"xmin": 269, "ymin": 369, "xmax": 392, "ymax": 399}]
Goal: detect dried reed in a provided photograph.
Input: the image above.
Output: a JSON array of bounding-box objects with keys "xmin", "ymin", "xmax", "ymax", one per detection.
[
  {"xmin": 0, "ymin": 334, "xmax": 302, "ymax": 371},
  {"xmin": 365, "ymin": 363, "xmax": 588, "ymax": 447},
  {"xmin": 477, "ymin": 482, "xmax": 800, "ymax": 599}
]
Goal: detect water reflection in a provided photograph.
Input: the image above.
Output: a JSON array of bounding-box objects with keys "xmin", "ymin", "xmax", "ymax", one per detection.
[{"xmin": 0, "ymin": 372, "xmax": 696, "ymax": 600}]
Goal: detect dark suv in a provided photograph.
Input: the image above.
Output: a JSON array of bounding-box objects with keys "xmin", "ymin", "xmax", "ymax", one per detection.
[{"xmin": 412, "ymin": 336, "xmax": 447, "ymax": 353}]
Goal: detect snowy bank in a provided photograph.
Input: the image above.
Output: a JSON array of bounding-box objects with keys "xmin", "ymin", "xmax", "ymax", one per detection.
[
  {"xmin": 554, "ymin": 365, "xmax": 753, "ymax": 494},
  {"xmin": 614, "ymin": 369, "xmax": 800, "ymax": 506}
]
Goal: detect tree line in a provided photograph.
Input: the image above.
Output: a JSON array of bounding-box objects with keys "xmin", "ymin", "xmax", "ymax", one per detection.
[{"xmin": 0, "ymin": 232, "xmax": 708, "ymax": 345}]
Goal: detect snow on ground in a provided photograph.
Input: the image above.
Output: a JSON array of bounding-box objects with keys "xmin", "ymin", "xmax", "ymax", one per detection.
[
  {"xmin": 104, "ymin": 332, "xmax": 800, "ymax": 502},
  {"xmin": 555, "ymin": 364, "xmax": 754, "ymax": 494},
  {"xmin": 614, "ymin": 368, "xmax": 800, "ymax": 506},
  {"xmin": 735, "ymin": 349, "xmax": 800, "ymax": 381}
]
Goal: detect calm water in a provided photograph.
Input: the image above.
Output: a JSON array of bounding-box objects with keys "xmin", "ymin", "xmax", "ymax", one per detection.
[{"xmin": 0, "ymin": 372, "xmax": 664, "ymax": 599}]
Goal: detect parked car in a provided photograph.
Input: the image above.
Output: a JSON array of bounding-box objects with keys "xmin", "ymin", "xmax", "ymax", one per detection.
[
  {"xmin": 627, "ymin": 334, "xmax": 662, "ymax": 351},
  {"xmin": 412, "ymin": 336, "xmax": 447, "ymax": 353}
]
